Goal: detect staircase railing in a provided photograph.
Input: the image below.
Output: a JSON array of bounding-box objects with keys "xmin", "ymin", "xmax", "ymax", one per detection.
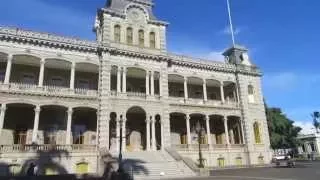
[{"xmin": 165, "ymin": 147, "xmax": 199, "ymax": 173}]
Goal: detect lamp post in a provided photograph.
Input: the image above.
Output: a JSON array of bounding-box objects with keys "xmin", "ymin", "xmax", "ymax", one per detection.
[{"xmin": 195, "ymin": 120, "xmax": 205, "ymax": 168}]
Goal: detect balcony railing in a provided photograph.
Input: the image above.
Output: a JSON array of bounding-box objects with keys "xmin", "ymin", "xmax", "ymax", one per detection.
[
  {"xmin": 168, "ymin": 96, "xmax": 239, "ymax": 108},
  {"xmin": 0, "ymin": 144, "xmax": 97, "ymax": 153},
  {"xmin": 172, "ymin": 144, "xmax": 245, "ymax": 151},
  {"xmin": 0, "ymin": 83, "xmax": 98, "ymax": 98}
]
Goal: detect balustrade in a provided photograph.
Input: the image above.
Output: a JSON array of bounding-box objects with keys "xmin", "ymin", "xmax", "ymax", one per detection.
[{"xmin": 0, "ymin": 144, "xmax": 97, "ymax": 153}]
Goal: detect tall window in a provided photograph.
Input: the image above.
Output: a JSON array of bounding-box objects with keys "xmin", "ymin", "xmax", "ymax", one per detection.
[
  {"xmin": 126, "ymin": 27, "xmax": 133, "ymax": 45},
  {"xmin": 114, "ymin": 25, "xmax": 121, "ymax": 43},
  {"xmin": 149, "ymin": 32, "xmax": 156, "ymax": 48},
  {"xmin": 248, "ymin": 85, "xmax": 255, "ymax": 103},
  {"xmin": 138, "ymin": 29, "xmax": 144, "ymax": 47},
  {"xmin": 253, "ymin": 122, "xmax": 262, "ymax": 144}
]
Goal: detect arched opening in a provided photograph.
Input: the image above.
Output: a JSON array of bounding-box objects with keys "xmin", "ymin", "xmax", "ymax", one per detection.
[
  {"xmin": 189, "ymin": 114, "xmax": 206, "ymax": 144},
  {"xmin": 39, "ymin": 105, "xmax": 67, "ymax": 144},
  {"xmin": 253, "ymin": 122, "xmax": 262, "ymax": 144},
  {"xmin": 126, "ymin": 67, "xmax": 146, "ymax": 94},
  {"xmin": 44, "ymin": 59, "xmax": 71, "ymax": 88},
  {"xmin": 109, "ymin": 112, "xmax": 117, "ymax": 151},
  {"xmin": 188, "ymin": 77, "xmax": 203, "ymax": 99},
  {"xmin": 170, "ymin": 112, "xmax": 187, "ymax": 145},
  {"xmin": 75, "ymin": 162, "xmax": 89, "ymax": 174},
  {"xmin": 248, "ymin": 85, "xmax": 255, "ymax": 103},
  {"xmin": 149, "ymin": 32, "xmax": 156, "ymax": 49},
  {"xmin": 206, "ymin": 79, "xmax": 221, "ymax": 101},
  {"xmin": 155, "ymin": 114, "xmax": 161, "ymax": 150},
  {"xmin": 2, "ymin": 103, "xmax": 35, "ymax": 145},
  {"xmin": 126, "ymin": 106, "xmax": 146, "ymax": 151},
  {"xmin": 210, "ymin": 115, "xmax": 225, "ymax": 145},
  {"xmin": 223, "ymin": 81, "xmax": 238, "ymax": 104},
  {"xmin": 227, "ymin": 116, "xmax": 243, "ymax": 144},
  {"xmin": 138, "ymin": 29, "xmax": 144, "ymax": 47},
  {"xmin": 126, "ymin": 27, "xmax": 133, "ymax": 45},
  {"xmin": 11, "ymin": 55, "xmax": 41, "ymax": 85},
  {"xmin": 72, "ymin": 108, "xmax": 97, "ymax": 145},
  {"xmin": 0, "ymin": 52, "xmax": 8, "ymax": 83},
  {"xmin": 114, "ymin": 25, "xmax": 121, "ymax": 43},
  {"xmin": 168, "ymin": 74, "xmax": 184, "ymax": 97},
  {"xmin": 74, "ymin": 63, "xmax": 99, "ymax": 91}
]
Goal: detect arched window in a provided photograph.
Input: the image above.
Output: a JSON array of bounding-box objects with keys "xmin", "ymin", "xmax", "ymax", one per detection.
[
  {"xmin": 126, "ymin": 27, "xmax": 133, "ymax": 45},
  {"xmin": 248, "ymin": 85, "xmax": 255, "ymax": 103},
  {"xmin": 76, "ymin": 162, "xmax": 89, "ymax": 174},
  {"xmin": 253, "ymin": 122, "xmax": 262, "ymax": 144},
  {"xmin": 217, "ymin": 157, "xmax": 225, "ymax": 167},
  {"xmin": 149, "ymin": 32, "xmax": 156, "ymax": 48},
  {"xmin": 138, "ymin": 29, "xmax": 145, "ymax": 47},
  {"xmin": 114, "ymin": 25, "xmax": 121, "ymax": 43}
]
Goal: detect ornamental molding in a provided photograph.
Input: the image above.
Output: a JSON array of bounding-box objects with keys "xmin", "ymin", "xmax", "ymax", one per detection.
[{"xmin": 0, "ymin": 26, "xmax": 260, "ymax": 76}]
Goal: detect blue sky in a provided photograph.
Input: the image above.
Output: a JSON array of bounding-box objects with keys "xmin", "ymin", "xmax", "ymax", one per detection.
[{"xmin": 0, "ymin": 0, "xmax": 319, "ymax": 132}]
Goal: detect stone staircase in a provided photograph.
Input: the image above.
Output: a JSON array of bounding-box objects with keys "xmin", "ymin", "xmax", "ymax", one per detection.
[{"xmin": 118, "ymin": 151, "xmax": 195, "ymax": 179}]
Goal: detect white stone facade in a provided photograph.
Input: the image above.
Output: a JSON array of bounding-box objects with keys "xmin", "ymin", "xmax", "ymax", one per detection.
[{"xmin": 0, "ymin": 0, "xmax": 272, "ymax": 176}]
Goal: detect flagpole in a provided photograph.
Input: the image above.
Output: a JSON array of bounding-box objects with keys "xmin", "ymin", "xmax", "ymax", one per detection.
[{"xmin": 226, "ymin": 0, "xmax": 236, "ymax": 47}]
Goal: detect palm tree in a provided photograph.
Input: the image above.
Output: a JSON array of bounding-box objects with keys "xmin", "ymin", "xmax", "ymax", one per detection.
[{"xmin": 312, "ymin": 111, "xmax": 320, "ymax": 133}]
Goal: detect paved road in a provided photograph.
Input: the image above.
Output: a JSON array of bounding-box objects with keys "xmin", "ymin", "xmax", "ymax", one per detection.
[{"xmin": 172, "ymin": 162, "xmax": 320, "ymax": 180}]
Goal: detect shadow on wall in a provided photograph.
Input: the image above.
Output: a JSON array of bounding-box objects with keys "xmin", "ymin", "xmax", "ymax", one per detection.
[{"xmin": 101, "ymin": 152, "xmax": 149, "ymax": 180}]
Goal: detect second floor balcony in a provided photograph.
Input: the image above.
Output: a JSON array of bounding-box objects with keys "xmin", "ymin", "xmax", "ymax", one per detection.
[{"xmin": 0, "ymin": 54, "xmax": 98, "ymax": 98}]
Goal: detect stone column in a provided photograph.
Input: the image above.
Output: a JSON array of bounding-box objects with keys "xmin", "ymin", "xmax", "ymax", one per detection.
[
  {"xmin": 203, "ymin": 79, "xmax": 207, "ymax": 102},
  {"xmin": 146, "ymin": 117, "xmax": 151, "ymax": 151},
  {"xmin": 184, "ymin": 77, "xmax": 188, "ymax": 100},
  {"xmin": 205, "ymin": 115, "xmax": 212, "ymax": 147},
  {"xmin": 186, "ymin": 114, "xmax": 191, "ymax": 145},
  {"xmin": 66, "ymin": 107, "xmax": 73, "ymax": 145},
  {"xmin": 70, "ymin": 62, "xmax": 75, "ymax": 89},
  {"xmin": 146, "ymin": 71, "xmax": 150, "ymax": 95},
  {"xmin": 4, "ymin": 54, "xmax": 13, "ymax": 84},
  {"xmin": 0, "ymin": 104, "xmax": 6, "ymax": 138},
  {"xmin": 116, "ymin": 118, "xmax": 120, "ymax": 152},
  {"xmin": 220, "ymin": 82, "xmax": 225, "ymax": 103},
  {"xmin": 230, "ymin": 129, "xmax": 235, "ymax": 144},
  {"xmin": 159, "ymin": 72, "xmax": 162, "ymax": 97},
  {"xmin": 117, "ymin": 67, "xmax": 121, "ymax": 93},
  {"xmin": 160, "ymin": 120, "xmax": 164, "ymax": 150},
  {"xmin": 32, "ymin": 105, "xmax": 41, "ymax": 143},
  {"xmin": 150, "ymin": 71, "xmax": 155, "ymax": 96},
  {"xmin": 38, "ymin": 58, "xmax": 45, "ymax": 87},
  {"xmin": 122, "ymin": 67, "xmax": 127, "ymax": 93},
  {"xmin": 122, "ymin": 116, "xmax": 127, "ymax": 152},
  {"xmin": 151, "ymin": 116, "xmax": 156, "ymax": 151},
  {"xmin": 223, "ymin": 116, "xmax": 230, "ymax": 145}
]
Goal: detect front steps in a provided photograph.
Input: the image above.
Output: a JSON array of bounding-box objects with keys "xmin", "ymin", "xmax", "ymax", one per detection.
[{"xmin": 115, "ymin": 151, "xmax": 195, "ymax": 179}]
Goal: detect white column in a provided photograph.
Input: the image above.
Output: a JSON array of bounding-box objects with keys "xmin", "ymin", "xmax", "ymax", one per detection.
[
  {"xmin": 146, "ymin": 71, "xmax": 150, "ymax": 95},
  {"xmin": 117, "ymin": 67, "xmax": 121, "ymax": 93},
  {"xmin": 0, "ymin": 104, "xmax": 6, "ymax": 138},
  {"xmin": 205, "ymin": 115, "xmax": 212, "ymax": 147},
  {"xmin": 66, "ymin": 107, "xmax": 73, "ymax": 145},
  {"xmin": 150, "ymin": 71, "xmax": 155, "ymax": 96},
  {"xmin": 4, "ymin": 54, "xmax": 13, "ymax": 84},
  {"xmin": 70, "ymin": 62, "xmax": 75, "ymax": 89},
  {"xmin": 184, "ymin": 77, "xmax": 188, "ymax": 100},
  {"xmin": 38, "ymin": 58, "xmax": 45, "ymax": 87},
  {"xmin": 151, "ymin": 116, "xmax": 156, "ymax": 151},
  {"xmin": 159, "ymin": 72, "xmax": 162, "ymax": 97},
  {"xmin": 146, "ymin": 116, "xmax": 151, "ymax": 151},
  {"xmin": 224, "ymin": 116, "xmax": 230, "ymax": 145},
  {"xmin": 230, "ymin": 129, "xmax": 235, "ymax": 144},
  {"xmin": 235, "ymin": 83, "xmax": 240, "ymax": 104},
  {"xmin": 186, "ymin": 114, "xmax": 191, "ymax": 145},
  {"xmin": 122, "ymin": 116, "xmax": 127, "ymax": 152},
  {"xmin": 32, "ymin": 105, "xmax": 41, "ymax": 143},
  {"xmin": 160, "ymin": 120, "xmax": 164, "ymax": 150},
  {"xmin": 122, "ymin": 67, "xmax": 127, "ymax": 93},
  {"xmin": 220, "ymin": 82, "xmax": 225, "ymax": 103},
  {"xmin": 116, "ymin": 118, "xmax": 120, "ymax": 152},
  {"xmin": 203, "ymin": 79, "xmax": 207, "ymax": 101}
]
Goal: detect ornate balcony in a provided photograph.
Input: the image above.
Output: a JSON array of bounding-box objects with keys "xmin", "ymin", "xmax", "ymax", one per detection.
[
  {"xmin": 0, "ymin": 83, "xmax": 98, "ymax": 99},
  {"xmin": 0, "ymin": 144, "xmax": 97, "ymax": 153}
]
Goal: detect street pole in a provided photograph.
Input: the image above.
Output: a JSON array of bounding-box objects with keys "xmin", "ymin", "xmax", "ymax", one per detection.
[{"xmin": 118, "ymin": 118, "xmax": 123, "ymax": 173}]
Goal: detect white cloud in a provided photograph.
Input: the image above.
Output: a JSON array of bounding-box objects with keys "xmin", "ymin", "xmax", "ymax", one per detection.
[{"xmin": 294, "ymin": 121, "xmax": 316, "ymax": 135}]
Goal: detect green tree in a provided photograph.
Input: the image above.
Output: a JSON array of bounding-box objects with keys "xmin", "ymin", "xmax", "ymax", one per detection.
[{"xmin": 265, "ymin": 103, "xmax": 301, "ymax": 150}]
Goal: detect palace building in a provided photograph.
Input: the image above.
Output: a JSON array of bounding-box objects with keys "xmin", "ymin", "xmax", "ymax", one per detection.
[{"xmin": 0, "ymin": 0, "xmax": 271, "ymax": 178}]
